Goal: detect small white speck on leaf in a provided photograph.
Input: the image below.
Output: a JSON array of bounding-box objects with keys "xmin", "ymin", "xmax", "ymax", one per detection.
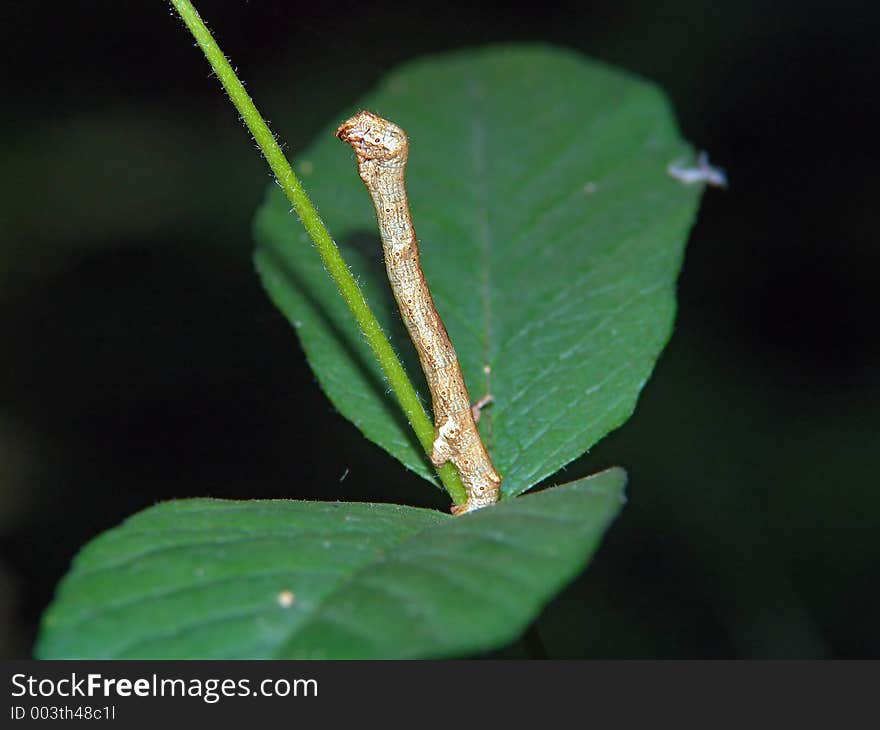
[
  {"xmin": 583, "ymin": 181, "xmax": 597, "ymax": 194},
  {"xmin": 277, "ymin": 590, "xmax": 295, "ymax": 608}
]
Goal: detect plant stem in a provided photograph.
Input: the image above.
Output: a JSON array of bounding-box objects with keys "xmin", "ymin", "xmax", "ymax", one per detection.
[{"xmin": 167, "ymin": 0, "xmax": 466, "ymax": 506}]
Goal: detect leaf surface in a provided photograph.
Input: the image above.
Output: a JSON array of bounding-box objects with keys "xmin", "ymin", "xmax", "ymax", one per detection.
[
  {"xmin": 255, "ymin": 45, "xmax": 702, "ymax": 495},
  {"xmin": 36, "ymin": 469, "xmax": 625, "ymax": 659}
]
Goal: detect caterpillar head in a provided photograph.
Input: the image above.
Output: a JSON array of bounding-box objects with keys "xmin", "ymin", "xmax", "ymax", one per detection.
[{"xmin": 336, "ymin": 110, "xmax": 409, "ymax": 166}]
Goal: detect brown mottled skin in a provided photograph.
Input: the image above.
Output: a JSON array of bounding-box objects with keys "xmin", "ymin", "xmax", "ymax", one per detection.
[{"xmin": 336, "ymin": 111, "xmax": 501, "ymax": 513}]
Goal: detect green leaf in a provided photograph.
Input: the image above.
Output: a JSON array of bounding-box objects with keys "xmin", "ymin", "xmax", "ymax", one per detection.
[
  {"xmin": 255, "ymin": 44, "xmax": 703, "ymax": 496},
  {"xmin": 36, "ymin": 468, "xmax": 624, "ymax": 659}
]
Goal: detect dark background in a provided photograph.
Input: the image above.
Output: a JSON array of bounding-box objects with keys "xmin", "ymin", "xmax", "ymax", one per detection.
[{"xmin": 1, "ymin": 0, "xmax": 878, "ymax": 658}]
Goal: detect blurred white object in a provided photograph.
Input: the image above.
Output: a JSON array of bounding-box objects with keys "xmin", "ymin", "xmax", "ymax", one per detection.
[{"xmin": 668, "ymin": 151, "xmax": 728, "ymax": 188}]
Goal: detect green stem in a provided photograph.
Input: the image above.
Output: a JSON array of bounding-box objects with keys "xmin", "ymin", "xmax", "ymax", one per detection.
[{"xmin": 168, "ymin": 0, "xmax": 466, "ymax": 506}]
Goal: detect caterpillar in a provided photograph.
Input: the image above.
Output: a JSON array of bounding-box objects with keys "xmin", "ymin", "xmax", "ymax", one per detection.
[{"xmin": 337, "ymin": 111, "xmax": 501, "ymax": 514}]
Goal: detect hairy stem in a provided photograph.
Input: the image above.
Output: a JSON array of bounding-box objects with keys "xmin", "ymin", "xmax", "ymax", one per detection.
[{"xmin": 168, "ymin": 0, "xmax": 466, "ymax": 506}]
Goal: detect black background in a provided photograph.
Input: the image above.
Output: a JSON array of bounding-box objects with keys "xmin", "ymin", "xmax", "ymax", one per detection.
[{"xmin": 1, "ymin": 0, "xmax": 878, "ymax": 658}]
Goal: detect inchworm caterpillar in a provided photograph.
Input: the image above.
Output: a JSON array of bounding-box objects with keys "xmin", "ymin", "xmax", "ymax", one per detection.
[{"xmin": 337, "ymin": 111, "xmax": 502, "ymax": 514}]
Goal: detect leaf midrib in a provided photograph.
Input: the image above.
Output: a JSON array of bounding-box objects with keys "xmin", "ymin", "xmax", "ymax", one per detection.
[{"xmin": 469, "ymin": 78, "xmax": 495, "ymax": 453}]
